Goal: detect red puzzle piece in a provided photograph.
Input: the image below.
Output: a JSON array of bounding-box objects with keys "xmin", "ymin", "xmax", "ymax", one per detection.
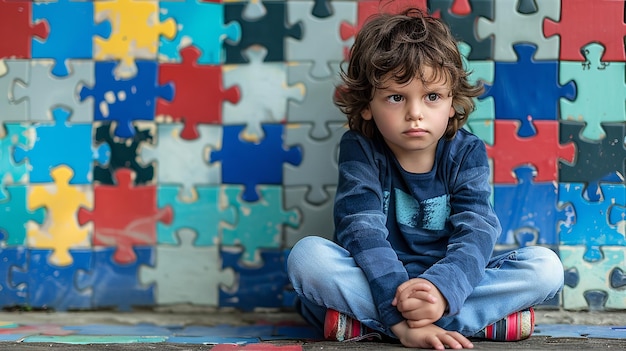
[
  {"xmin": 77, "ymin": 169, "xmax": 172, "ymax": 264},
  {"xmin": 486, "ymin": 120, "xmax": 576, "ymax": 184},
  {"xmin": 156, "ymin": 46, "xmax": 240, "ymax": 140},
  {"xmin": 543, "ymin": 0, "xmax": 626, "ymax": 61},
  {"xmin": 0, "ymin": 0, "xmax": 49, "ymax": 58}
]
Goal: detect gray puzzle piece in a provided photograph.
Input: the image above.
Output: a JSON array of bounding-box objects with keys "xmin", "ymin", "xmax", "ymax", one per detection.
[
  {"xmin": 0, "ymin": 60, "xmax": 28, "ymax": 122},
  {"xmin": 284, "ymin": 185, "xmax": 336, "ymax": 247}
]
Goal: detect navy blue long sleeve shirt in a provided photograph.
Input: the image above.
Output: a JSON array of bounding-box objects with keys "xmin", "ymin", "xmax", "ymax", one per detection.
[{"xmin": 333, "ymin": 129, "xmax": 501, "ymax": 328}]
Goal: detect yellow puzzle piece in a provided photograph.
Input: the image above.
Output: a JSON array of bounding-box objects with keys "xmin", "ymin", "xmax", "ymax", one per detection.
[
  {"xmin": 94, "ymin": 0, "xmax": 177, "ymax": 78},
  {"xmin": 27, "ymin": 166, "xmax": 93, "ymax": 266}
]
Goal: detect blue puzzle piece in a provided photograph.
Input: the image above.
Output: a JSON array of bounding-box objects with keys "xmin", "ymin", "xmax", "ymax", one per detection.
[
  {"xmin": 480, "ymin": 43, "xmax": 576, "ymax": 137},
  {"xmin": 0, "ymin": 246, "xmax": 27, "ymax": 307},
  {"xmin": 558, "ymin": 183, "xmax": 626, "ymax": 261},
  {"xmin": 494, "ymin": 166, "xmax": 558, "ymax": 246},
  {"xmin": 79, "ymin": 61, "xmax": 173, "ymax": 138},
  {"xmin": 63, "ymin": 323, "xmax": 171, "ymax": 336},
  {"xmin": 159, "ymin": 1, "xmax": 240, "ymax": 64},
  {"xmin": 11, "ymin": 248, "xmax": 92, "ymax": 311},
  {"xmin": 219, "ymin": 250, "xmax": 289, "ymax": 311},
  {"xmin": 210, "ymin": 125, "xmax": 302, "ymax": 202},
  {"xmin": 0, "ymin": 123, "xmax": 31, "ymax": 200},
  {"xmin": 12, "ymin": 107, "xmax": 110, "ymax": 184},
  {"xmin": 32, "ymin": 0, "xmax": 111, "ymax": 77},
  {"xmin": 75, "ymin": 246, "xmax": 155, "ymax": 311},
  {"xmin": 0, "ymin": 185, "xmax": 46, "ymax": 246}
]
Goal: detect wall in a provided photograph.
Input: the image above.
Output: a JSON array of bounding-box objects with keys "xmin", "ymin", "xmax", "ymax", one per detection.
[{"xmin": 0, "ymin": 0, "xmax": 624, "ymax": 312}]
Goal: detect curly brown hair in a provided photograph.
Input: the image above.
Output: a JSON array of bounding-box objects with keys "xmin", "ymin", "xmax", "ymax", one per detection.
[{"xmin": 334, "ymin": 8, "xmax": 483, "ymax": 140}]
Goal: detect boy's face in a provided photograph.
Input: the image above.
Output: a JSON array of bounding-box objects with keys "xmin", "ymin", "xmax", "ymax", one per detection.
[{"xmin": 361, "ymin": 67, "xmax": 455, "ymax": 173}]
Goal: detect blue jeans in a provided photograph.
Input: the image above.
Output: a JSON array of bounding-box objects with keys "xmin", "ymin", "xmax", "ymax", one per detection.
[{"xmin": 287, "ymin": 236, "xmax": 564, "ymax": 338}]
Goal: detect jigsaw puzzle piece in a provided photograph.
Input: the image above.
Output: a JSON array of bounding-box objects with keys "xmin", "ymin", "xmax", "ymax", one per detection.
[
  {"xmin": 0, "ymin": 60, "xmax": 29, "ymax": 121},
  {"xmin": 476, "ymin": 0, "xmax": 560, "ymax": 61},
  {"xmin": 559, "ymin": 121, "xmax": 626, "ymax": 185},
  {"xmin": 76, "ymin": 246, "xmax": 155, "ymax": 311},
  {"xmin": 80, "ymin": 61, "xmax": 173, "ymax": 138},
  {"xmin": 12, "ymin": 60, "xmax": 94, "ymax": 122},
  {"xmin": 486, "ymin": 120, "xmax": 576, "ymax": 184},
  {"xmin": 283, "ymin": 123, "xmax": 344, "ymax": 205},
  {"xmin": 11, "ymin": 248, "xmax": 92, "ymax": 311},
  {"xmin": 77, "ymin": 169, "xmax": 173, "ymax": 264},
  {"xmin": 458, "ymin": 42, "xmax": 494, "ymax": 129},
  {"xmin": 94, "ymin": 0, "xmax": 177, "ymax": 78},
  {"xmin": 558, "ymin": 183, "xmax": 626, "ymax": 262},
  {"xmin": 159, "ymin": 1, "xmax": 241, "ymax": 64},
  {"xmin": 26, "ymin": 166, "xmax": 92, "ymax": 267},
  {"xmin": 0, "ymin": 246, "xmax": 27, "ymax": 307},
  {"xmin": 493, "ymin": 166, "xmax": 558, "ymax": 247},
  {"xmin": 31, "ymin": 0, "xmax": 111, "ymax": 77},
  {"xmin": 559, "ymin": 43, "xmax": 626, "ymax": 140},
  {"xmin": 428, "ymin": 0, "xmax": 493, "ymax": 60},
  {"xmin": 224, "ymin": 2, "xmax": 302, "ymax": 63},
  {"xmin": 560, "ymin": 245, "xmax": 626, "ymax": 310},
  {"xmin": 139, "ymin": 230, "xmax": 235, "ymax": 306},
  {"xmin": 157, "ymin": 46, "xmax": 240, "ymax": 140},
  {"xmin": 0, "ymin": 0, "xmax": 49, "ymax": 59},
  {"xmin": 286, "ymin": 62, "xmax": 344, "ymax": 139},
  {"xmin": 481, "ymin": 44, "xmax": 576, "ymax": 137},
  {"xmin": 12, "ymin": 107, "xmax": 110, "ymax": 184},
  {"xmin": 0, "ymin": 185, "xmax": 46, "ymax": 246},
  {"xmin": 284, "ymin": 186, "xmax": 336, "ymax": 247},
  {"xmin": 93, "ymin": 122, "xmax": 155, "ymax": 186},
  {"xmin": 223, "ymin": 46, "xmax": 304, "ymax": 139},
  {"xmin": 156, "ymin": 185, "xmax": 236, "ymax": 246},
  {"xmin": 222, "ymin": 186, "xmax": 300, "ymax": 264},
  {"xmin": 287, "ymin": 1, "xmax": 356, "ymax": 78},
  {"xmin": 210, "ymin": 125, "xmax": 302, "ymax": 202},
  {"xmin": 0, "ymin": 123, "xmax": 32, "ymax": 200},
  {"xmin": 220, "ymin": 249, "xmax": 288, "ymax": 310},
  {"xmin": 543, "ymin": 0, "xmax": 626, "ymax": 62},
  {"xmin": 139, "ymin": 123, "xmax": 221, "ymax": 196}
]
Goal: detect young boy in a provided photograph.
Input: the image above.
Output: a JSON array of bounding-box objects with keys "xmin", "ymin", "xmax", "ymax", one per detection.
[{"xmin": 287, "ymin": 8, "xmax": 564, "ymax": 350}]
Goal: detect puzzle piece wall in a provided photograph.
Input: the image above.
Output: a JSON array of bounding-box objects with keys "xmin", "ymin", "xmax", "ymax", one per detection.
[{"xmin": 0, "ymin": 0, "xmax": 624, "ymax": 312}]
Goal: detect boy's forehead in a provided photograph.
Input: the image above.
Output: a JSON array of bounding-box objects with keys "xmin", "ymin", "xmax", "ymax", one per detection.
[{"xmin": 380, "ymin": 66, "xmax": 451, "ymax": 88}]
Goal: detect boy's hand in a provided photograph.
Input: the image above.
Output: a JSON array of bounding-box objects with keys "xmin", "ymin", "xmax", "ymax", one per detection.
[
  {"xmin": 391, "ymin": 321, "xmax": 473, "ymax": 350},
  {"xmin": 392, "ymin": 278, "xmax": 447, "ymax": 328}
]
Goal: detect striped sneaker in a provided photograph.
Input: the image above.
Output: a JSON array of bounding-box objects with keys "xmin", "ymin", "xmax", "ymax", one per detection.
[
  {"xmin": 323, "ymin": 309, "xmax": 382, "ymax": 342},
  {"xmin": 475, "ymin": 307, "xmax": 535, "ymax": 341}
]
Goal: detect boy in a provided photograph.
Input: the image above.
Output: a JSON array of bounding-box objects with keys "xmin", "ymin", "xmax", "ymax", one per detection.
[{"xmin": 287, "ymin": 8, "xmax": 564, "ymax": 350}]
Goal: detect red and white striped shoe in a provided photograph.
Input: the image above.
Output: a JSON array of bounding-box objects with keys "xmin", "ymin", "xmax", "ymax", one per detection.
[
  {"xmin": 323, "ymin": 309, "xmax": 382, "ymax": 342},
  {"xmin": 475, "ymin": 307, "xmax": 535, "ymax": 341}
]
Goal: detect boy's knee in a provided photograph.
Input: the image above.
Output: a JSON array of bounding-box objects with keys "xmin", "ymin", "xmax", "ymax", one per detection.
[{"xmin": 530, "ymin": 246, "xmax": 564, "ymax": 292}]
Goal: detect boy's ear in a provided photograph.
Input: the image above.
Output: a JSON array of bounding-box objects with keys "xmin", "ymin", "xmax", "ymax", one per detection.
[
  {"xmin": 448, "ymin": 106, "xmax": 455, "ymax": 118},
  {"xmin": 361, "ymin": 107, "xmax": 373, "ymax": 120}
]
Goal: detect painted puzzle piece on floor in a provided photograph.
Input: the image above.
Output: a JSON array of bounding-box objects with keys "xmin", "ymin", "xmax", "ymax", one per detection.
[
  {"xmin": 63, "ymin": 323, "xmax": 170, "ymax": 336},
  {"xmin": 79, "ymin": 61, "xmax": 173, "ymax": 138},
  {"xmin": 31, "ymin": 0, "xmax": 111, "ymax": 77},
  {"xmin": 212, "ymin": 344, "xmax": 303, "ymax": 351},
  {"xmin": 283, "ymin": 123, "xmax": 343, "ymax": 205},
  {"xmin": 159, "ymin": 1, "xmax": 240, "ymax": 64},
  {"xmin": 543, "ymin": 0, "xmax": 626, "ymax": 61},
  {"xmin": 220, "ymin": 249, "xmax": 288, "ymax": 310},
  {"xmin": 23, "ymin": 335, "xmax": 166, "ymax": 344},
  {"xmin": 76, "ymin": 246, "xmax": 155, "ymax": 311},
  {"xmin": 157, "ymin": 185, "xmax": 236, "ymax": 246},
  {"xmin": 476, "ymin": 0, "xmax": 560, "ymax": 61},
  {"xmin": 559, "ymin": 43, "xmax": 626, "ymax": 140},
  {"xmin": 221, "ymin": 186, "xmax": 300, "ymax": 264},
  {"xmin": 487, "ymin": 120, "xmax": 576, "ymax": 184},
  {"xmin": 0, "ymin": 185, "xmax": 46, "ymax": 246},
  {"xmin": 12, "ymin": 107, "xmax": 110, "ymax": 184},
  {"xmin": 157, "ymin": 46, "xmax": 240, "ymax": 140},
  {"xmin": 222, "ymin": 46, "xmax": 304, "ymax": 139},
  {"xmin": 139, "ymin": 231, "xmax": 235, "ymax": 306},
  {"xmin": 0, "ymin": 123, "xmax": 32, "ymax": 200},
  {"xmin": 210, "ymin": 125, "xmax": 302, "ymax": 202},
  {"xmin": 0, "ymin": 0, "xmax": 49, "ymax": 59},
  {"xmin": 560, "ymin": 245, "xmax": 626, "ymax": 310},
  {"xmin": 480, "ymin": 44, "xmax": 576, "ymax": 137},
  {"xmin": 535, "ymin": 324, "xmax": 626, "ymax": 339},
  {"xmin": 139, "ymin": 123, "xmax": 221, "ymax": 198},
  {"xmin": 558, "ymin": 183, "xmax": 626, "ymax": 262},
  {"xmin": 27, "ymin": 166, "xmax": 92, "ymax": 267},
  {"xmin": 494, "ymin": 166, "xmax": 558, "ymax": 246},
  {"xmin": 11, "ymin": 249, "xmax": 92, "ymax": 311},
  {"xmin": 77, "ymin": 169, "xmax": 173, "ymax": 264}
]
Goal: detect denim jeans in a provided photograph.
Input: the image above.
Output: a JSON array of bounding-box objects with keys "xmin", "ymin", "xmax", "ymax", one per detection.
[{"xmin": 287, "ymin": 236, "xmax": 564, "ymax": 338}]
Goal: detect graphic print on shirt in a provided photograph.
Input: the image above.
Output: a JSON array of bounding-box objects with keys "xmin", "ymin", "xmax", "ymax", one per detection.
[{"xmin": 395, "ymin": 189, "xmax": 450, "ymax": 230}]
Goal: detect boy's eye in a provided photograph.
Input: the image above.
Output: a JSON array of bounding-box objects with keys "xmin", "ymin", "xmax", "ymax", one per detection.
[
  {"xmin": 387, "ymin": 94, "xmax": 404, "ymax": 103},
  {"xmin": 426, "ymin": 93, "xmax": 440, "ymax": 102}
]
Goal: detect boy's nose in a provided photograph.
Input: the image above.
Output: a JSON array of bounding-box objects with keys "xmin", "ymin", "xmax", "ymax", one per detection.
[{"xmin": 406, "ymin": 102, "xmax": 424, "ymax": 121}]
